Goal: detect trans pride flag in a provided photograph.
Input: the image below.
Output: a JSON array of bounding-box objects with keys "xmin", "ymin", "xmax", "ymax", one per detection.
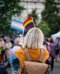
[
  {"xmin": 23, "ymin": 17, "xmax": 35, "ymax": 31},
  {"xmin": 10, "ymin": 19, "xmax": 24, "ymax": 33}
]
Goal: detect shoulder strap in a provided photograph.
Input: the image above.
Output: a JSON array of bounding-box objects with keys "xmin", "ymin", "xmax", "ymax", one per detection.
[
  {"xmin": 39, "ymin": 49, "xmax": 44, "ymax": 63},
  {"xmin": 24, "ymin": 48, "xmax": 44, "ymax": 62},
  {"xmin": 24, "ymin": 48, "xmax": 32, "ymax": 61}
]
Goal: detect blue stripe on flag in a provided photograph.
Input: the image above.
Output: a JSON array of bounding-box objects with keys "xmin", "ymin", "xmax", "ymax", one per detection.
[
  {"xmin": 12, "ymin": 19, "xmax": 23, "ymax": 24},
  {"xmin": 10, "ymin": 26, "xmax": 24, "ymax": 32}
]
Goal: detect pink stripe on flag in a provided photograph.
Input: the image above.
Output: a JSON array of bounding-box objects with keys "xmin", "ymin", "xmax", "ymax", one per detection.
[{"xmin": 11, "ymin": 22, "xmax": 24, "ymax": 30}]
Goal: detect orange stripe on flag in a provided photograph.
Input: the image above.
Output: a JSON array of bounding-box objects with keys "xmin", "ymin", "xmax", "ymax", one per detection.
[{"xmin": 23, "ymin": 17, "xmax": 33, "ymax": 27}]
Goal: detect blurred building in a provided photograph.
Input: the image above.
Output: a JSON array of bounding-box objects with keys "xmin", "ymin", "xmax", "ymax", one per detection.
[
  {"xmin": 55, "ymin": 0, "xmax": 60, "ymax": 3},
  {"xmin": 14, "ymin": 0, "xmax": 60, "ymax": 24},
  {"xmin": 55, "ymin": 0, "xmax": 60, "ymax": 15},
  {"xmin": 18, "ymin": 0, "xmax": 45, "ymax": 24}
]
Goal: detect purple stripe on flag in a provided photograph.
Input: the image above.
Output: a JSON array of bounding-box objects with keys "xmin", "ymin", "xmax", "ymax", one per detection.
[{"xmin": 26, "ymin": 24, "xmax": 34, "ymax": 30}]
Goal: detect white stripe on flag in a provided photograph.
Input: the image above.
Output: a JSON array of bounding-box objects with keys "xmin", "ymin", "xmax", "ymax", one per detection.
[
  {"xmin": 11, "ymin": 22, "xmax": 24, "ymax": 30},
  {"xmin": 11, "ymin": 19, "xmax": 24, "ymax": 32}
]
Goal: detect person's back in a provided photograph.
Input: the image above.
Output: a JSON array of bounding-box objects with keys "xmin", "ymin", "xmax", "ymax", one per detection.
[
  {"xmin": 14, "ymin": 27, "xmax": 49, "ymax": 74},
  {"xmin": 14, "ymin": 47, "xmax": 49, "ymax": 74}
]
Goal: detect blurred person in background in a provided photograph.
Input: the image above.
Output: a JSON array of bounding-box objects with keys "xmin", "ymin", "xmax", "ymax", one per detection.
[
  {"xmin": 45, "ymin": 38, "xmax": 56, "ymax": 71},
  {"xmin": 0, "ymin": 35, "xmax": 5, "ymax": 64},
  {"xmin": 54, "ymin": 38, "xmax": 60, "ymax": 62},
  {"xmin": 10, "ymin": 37, "xmax": 21, "ymax": 74},
  {"xmin": 4, "ymin": 39, "xmax": 12, "ymax": 63},
  {"xmin": 47, "ymin": 38, "xmax": 55, "ymax": 71}
]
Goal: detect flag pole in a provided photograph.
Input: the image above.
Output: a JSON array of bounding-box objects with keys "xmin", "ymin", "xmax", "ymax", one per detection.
[
  {"xmin": 22, "ymin": 27, "xmax": 25, "ymax": 36},
  {"xmin": 31, "ymin": 17, "xmax": 35, "ymax": 27}
]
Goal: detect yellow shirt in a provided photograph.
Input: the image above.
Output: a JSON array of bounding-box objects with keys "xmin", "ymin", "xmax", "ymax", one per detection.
[
  {"xmin": 14, "ymin": 47, "xmax": 49, "ymax": 74},
  {"xmin": 0, "ymin": 42, "xmax": 2, "ymax": 48}
]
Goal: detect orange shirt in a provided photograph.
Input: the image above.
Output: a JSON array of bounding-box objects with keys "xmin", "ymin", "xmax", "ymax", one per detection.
[{"xmin": 14, "ymin": 47, "xmax": 49, "ymax": 74}]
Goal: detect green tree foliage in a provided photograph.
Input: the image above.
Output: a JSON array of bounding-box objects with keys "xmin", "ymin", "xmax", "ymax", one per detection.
[
  {"xmin": 41, "ymin": 0, "xmax": 60, "ymax": 35},
  {"xmin": 0, "ymin": 0, "xmax": 24, "ymax": 34},
  {"xmin": 37, "ymin": 21, "xmax": 51, "ymax": 37},
  {"xmin": 27, "ymin": 9, "xmax": 38, "ymax": 25}
]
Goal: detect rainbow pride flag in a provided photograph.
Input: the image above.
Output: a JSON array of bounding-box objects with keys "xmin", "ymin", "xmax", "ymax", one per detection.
[{"xmin": 23, "ymin": 17, "xmax": 35, "ymax": 31}]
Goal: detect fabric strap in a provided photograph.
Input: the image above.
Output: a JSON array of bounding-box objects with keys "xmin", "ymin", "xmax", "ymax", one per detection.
[
  {"xmin": 24, "ymin": 48, "xmax": 44, "ymax": 62},
  {"xmin": 24, "ymin": 48, "xmax": 32, "ymax": 61},
  {"xmin": 39, "ymin": 49, "xmax": 44, "ymax": 62}
]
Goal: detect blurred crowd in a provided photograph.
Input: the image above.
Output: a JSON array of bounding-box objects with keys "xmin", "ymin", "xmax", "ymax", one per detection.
[
  {"xmin": 0, "ymin": 28, "xmax": 60, "ymax": 74},
  {"xmin": 0, "ymin": 34, "xmax": 14, "ymax": 64},
  {"xmin": 0, "ymin": 34, "xmax": 23, "ymax": 74}
]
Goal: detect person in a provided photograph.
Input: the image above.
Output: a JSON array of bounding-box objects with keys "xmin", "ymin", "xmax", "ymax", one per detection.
[
  {"xmin": 46, "ymin": 38, "xmax": 55, "ymax": 71},
  {"xmin": 4, "ymin": 39, "xmax": 12, "ymax": 62},
  {"xmin": 54, "ymin": 38, "xmax": 60, "ymax": 62},
  {"xmin": 14, "ymin": 27, "xmax": 49, "ymax": 74},
  {"xmin": 0, "ymin": 35, "xmax": 5, "ymax": 64},
  {"xmin": 10, "ymin": 38, "xmax": 20, "ymax": 74}
]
